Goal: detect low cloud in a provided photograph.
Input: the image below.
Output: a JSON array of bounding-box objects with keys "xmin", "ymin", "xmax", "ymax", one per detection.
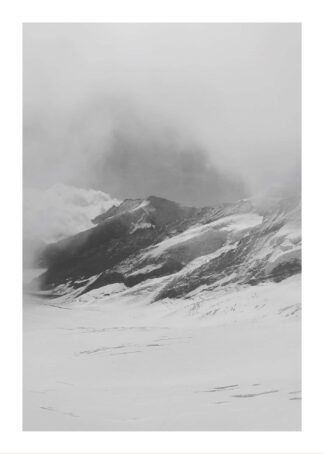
[
  {"xmin": 23, "ymin": 23, "xmax": 301, "ymax": 201},
  {"xmin": 24, "ymin": 98, "xmax": 246, "ymax": 206}
]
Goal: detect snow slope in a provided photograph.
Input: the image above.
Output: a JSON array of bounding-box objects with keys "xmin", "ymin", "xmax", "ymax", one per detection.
[{"xmin": 23, "ymin": 274, "xmax": 301, "ymax": 431}]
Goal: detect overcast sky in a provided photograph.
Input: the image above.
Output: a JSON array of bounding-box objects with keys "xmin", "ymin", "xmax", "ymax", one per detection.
[{"xmin": 23, "ymin": 23, "xmax": 301, "ymax": 205}]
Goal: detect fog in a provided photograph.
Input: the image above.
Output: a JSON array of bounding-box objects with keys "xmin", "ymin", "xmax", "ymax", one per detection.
[{"xmin": 23, "ymin": 23, "xmax": 301, "ymax": 205}]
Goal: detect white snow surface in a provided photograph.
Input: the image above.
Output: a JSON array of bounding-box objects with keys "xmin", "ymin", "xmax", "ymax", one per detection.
[
  {"xmin": 24, "ymin": 274, "xmax": 301, "ymax": 430},
  {"xmin": 143, "ymin": 213, "xmax": 263, "ymax": 258},
  {"xmin": 24, "ymin": 183, "xmax": 120, "ymax": 243}
]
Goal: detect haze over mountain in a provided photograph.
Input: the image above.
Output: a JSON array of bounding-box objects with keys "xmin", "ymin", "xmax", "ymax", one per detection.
[
  {"xmin": 24, "ymin": 24, "xmax": 301, "ymax": 203},
  {"xmin": 23, "ymin": 184, "xmax": 120, "ymax": 266}
]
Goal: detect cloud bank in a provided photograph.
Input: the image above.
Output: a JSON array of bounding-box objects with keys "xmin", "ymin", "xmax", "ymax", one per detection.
[{"xmin": 23, "ymin": 23, "xmax": 301, "ymax": 204}]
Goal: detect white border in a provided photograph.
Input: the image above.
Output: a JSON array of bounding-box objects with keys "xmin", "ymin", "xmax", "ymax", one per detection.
[{"xmin": 1, "ymin": 0, "xmax": 324, "ymax": 452}]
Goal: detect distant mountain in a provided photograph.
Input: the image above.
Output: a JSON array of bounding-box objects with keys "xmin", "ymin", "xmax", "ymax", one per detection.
[{"xmin": 34, "ymin": 191, "xmax": 301, "ymax": 302}]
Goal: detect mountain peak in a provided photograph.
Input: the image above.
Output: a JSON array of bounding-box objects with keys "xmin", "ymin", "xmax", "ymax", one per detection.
[{"xmin": 93, "ymin": 195, "xmax": 187, "ymax": 225}]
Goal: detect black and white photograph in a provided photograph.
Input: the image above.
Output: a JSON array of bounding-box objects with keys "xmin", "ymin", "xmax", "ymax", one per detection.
[{"xmin": 23, "ymin": 23, "xmax": 301, "ymax": 431}]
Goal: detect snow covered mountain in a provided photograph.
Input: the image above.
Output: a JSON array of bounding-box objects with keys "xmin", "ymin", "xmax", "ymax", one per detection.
[
  {"xmin": 24, "ymin": 190, "xmax": 301, "ymax": 431},
  {"xmin": 34, "ymin": 191, "xmax": 301, "ymax": 303}
]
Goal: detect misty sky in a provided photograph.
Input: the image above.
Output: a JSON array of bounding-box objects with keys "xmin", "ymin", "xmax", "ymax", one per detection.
[{"xmin": 23, "ymin": 23, "xmax": 301, "ymax": 206}]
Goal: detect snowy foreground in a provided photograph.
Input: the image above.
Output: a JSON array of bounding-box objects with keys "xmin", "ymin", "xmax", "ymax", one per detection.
[{"xmin": 24, "ymin": 274, "xmax": 301, "ymax": 431}]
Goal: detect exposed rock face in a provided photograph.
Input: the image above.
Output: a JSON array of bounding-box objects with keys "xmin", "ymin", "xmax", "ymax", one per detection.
[{"xmin": 35, "ymin": 193, "xmax": 301, "ymax": 301}]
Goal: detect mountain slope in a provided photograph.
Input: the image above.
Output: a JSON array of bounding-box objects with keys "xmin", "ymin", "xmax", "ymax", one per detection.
[{"xmin": 33, "ymin": 192, "xmax": 301, "ymax": 302}]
